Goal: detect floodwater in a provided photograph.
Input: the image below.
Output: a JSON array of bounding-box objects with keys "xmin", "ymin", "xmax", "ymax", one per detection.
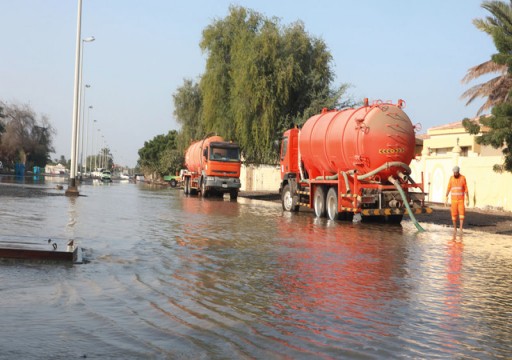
[{"xmin": 0, "ymin": 178, "xmax": 511, "ymax": 359}]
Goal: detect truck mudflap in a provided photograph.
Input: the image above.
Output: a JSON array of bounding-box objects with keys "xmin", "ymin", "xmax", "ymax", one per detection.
[{"xmin": 360, "ymin": 207, "xmax": 433, "ymax": 216}]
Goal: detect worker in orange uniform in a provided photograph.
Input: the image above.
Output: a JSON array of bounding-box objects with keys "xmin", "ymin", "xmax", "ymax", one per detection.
[{"xmin": 445, "ymin": 166, "xmax": 469, "ymax": 232}]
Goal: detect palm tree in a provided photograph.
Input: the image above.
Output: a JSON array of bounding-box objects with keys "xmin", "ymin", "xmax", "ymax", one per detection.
[
  {"xmin": 461, "ymin": 0, "xmax": 512, "ymax": 114},
  {"xmin": 461, "ymin": 60, "xmax": 510, "ymax": 115}
]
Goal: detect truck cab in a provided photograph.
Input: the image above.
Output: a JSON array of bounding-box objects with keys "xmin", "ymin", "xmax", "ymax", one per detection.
[
  {"xmin": 279, "ymin": 128, "xmax": 300, "ymax": 181},
  {"xmin": 183, "ymin": 136, "xmax": 242, "ymax": 200},
  {"xmin": 202, "ymin": 141, "xmax": 241, "ymax": 197}
]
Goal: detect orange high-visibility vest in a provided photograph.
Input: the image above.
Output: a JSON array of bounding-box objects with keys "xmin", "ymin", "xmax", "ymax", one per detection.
[{"xmin": 446, "ymin": 175, "xmax": 468, "ymax": 200}]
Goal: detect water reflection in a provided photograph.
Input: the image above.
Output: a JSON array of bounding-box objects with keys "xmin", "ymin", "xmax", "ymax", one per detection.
[
  {"xmin": 0, "ymin": 183, "xmax": 511, "ymax": 359},
  {"xmin": 264, "ymin": 219, "xmax": 407, "ymax": 355}
]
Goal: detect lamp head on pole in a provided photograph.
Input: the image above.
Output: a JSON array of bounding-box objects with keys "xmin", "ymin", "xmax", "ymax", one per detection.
[{"xmin": 83, "ymin": 36, "xmax": 95, "ymax": 43}]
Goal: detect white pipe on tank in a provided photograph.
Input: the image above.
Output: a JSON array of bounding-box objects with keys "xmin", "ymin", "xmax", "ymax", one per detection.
[{"xmin": 356, "ymin": 162, "xmax": 411, "ymax": 181}]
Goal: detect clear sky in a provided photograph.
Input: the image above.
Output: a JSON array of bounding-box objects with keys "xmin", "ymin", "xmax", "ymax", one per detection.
[{"xmin": 0, "ymin": 0, "xmax": 495, "ymax": 167}]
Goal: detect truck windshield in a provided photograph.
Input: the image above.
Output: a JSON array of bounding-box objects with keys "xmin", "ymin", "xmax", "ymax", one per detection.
[{"xmin": 209, "ymin": 146, "xmax": 240, "ymax": 162}]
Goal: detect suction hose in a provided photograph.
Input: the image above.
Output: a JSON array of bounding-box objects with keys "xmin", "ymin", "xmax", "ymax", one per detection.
[{"xmin": 388, "ymin": 176, "xmax": 425, "ymax": 232}]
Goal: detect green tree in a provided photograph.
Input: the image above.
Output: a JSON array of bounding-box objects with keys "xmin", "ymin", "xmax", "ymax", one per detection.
[
  {"xmin": 197, "ymin": 6, "xmax": 351, "ymax": 163},
  {"xmin": 137, "ymin": 130, "xmax": 182, "ymax": 177},
  {"xmin": 172, "ymin": 79, "xmax": 202, "ymax": 152},
  {"xmin": 0, "ymin": 104, "xmax": 5, "ymax": 133},
  {"xmin": 159, "ymin": 148, "xmax": 184, "ymax": 175},
  {"xmin": 462, "ymin": 0, "xmax": 512, "ymax": 172},
  {"xmin": 463, "ymin": 105, "xmax": 512, "ymax": 172},
  {"xmin": 94, "ymin": 147, "xmax": 113, "ymax": 170},
  {"xmin": 58, "ymin": 155, "xmax": 67, "ymax": 166},
  {"xmin": 461, "ymin": 1, "xmax": 512, "ymax": 114},
  {"xmin": 0, "ymin": 101, "xmax": 55, "ymax": 168},
  {"xmin": 461, "ymin": 60, "xmax": 510, "ymax": 115}
]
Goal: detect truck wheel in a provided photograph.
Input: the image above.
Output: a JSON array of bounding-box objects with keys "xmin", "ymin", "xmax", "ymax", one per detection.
[
  {"xmin": 184, "ymin": 178, "xmax": 190, "ymax": 195},
  {"xmin": 313, "ymin": 186, "xmax": 326, "ymax": 218},
  {"xmin": 170, "ymin": 179, "xmax": 177, "ymax": 188},
  {"xmin": 229, "ymin": 190, "xmax": 238, "ymax": 201},
  {"xmin": 201, "ymin": 179, "xmax": 209, "ymax": 198},
  {"xmin": 326, "ymin": 187, "xmax": 339, "ymax": 220},
  {"xmin": 282, "ymin": 184, "xmax": 299, "ymax": 212}
]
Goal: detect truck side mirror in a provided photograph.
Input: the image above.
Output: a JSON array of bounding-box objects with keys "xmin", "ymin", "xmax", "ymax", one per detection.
[{"xmin": 203, "ymin": 148, "xmax": 208, "ymax": 157}]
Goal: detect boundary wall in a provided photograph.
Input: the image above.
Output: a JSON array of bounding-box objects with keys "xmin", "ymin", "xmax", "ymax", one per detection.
[
  {"xmin": 240, "ymin": 164, "xmax": 281, "ymax": 193},
  {"xmin": 409, "ymin": 153, "xmax": 512, "ymax": 212}
]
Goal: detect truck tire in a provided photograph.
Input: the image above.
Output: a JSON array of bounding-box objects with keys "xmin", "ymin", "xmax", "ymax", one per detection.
[
  {"xmin": 201, "ymin": 179, "xmax": 209, "ymax": 198},
  {"xmin": 229, "ymin": 189, "xmax": 238, "ymax": 201},
  {"xmin": 313, "ymin": 186, "xmax": 326, "ymax": 218},
  {"xmin": 184, "ymin": 178, "xmax": 190, "ymax": 195},
  {"xmin": 282, "ymin": 184, "xmax": 299, "ymax": 212},
  {"xmin": 170, "ymin": 179, "xmax": 177, "ymax": 188},
  {"xmin": 326, "ymin": 187, "xmax": 339, "ymax": 220}
]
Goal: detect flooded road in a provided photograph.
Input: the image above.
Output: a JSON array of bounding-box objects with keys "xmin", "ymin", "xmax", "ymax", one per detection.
[{"xmin": 1, "ymin": 179, "xmax": 511, "ymax": 359}]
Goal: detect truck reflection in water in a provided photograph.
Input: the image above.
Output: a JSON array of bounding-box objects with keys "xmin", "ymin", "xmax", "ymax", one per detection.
[
  {"xmin": 175, "ymin": 196, "xmax": 242, "ymax": 248},
  {"xmin": 269, "ymin": 216, "xmax": 409, "ymax": 346}
]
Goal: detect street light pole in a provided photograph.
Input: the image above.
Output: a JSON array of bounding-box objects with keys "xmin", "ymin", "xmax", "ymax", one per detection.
[
  {"xmin": 77, "ymin": 84, "xmax": 91, "ymax": 180},
  {"xmin": 95, "ymin": 128, "xmax": 100, "ymax": 172},
  {"xmin": 66, "ymin": 0, "xmax": 83, "ymax": 196},
  {"xmin": 80, "ymin": 104, "xmax": 93, "ymax": 178},
  {"xmin": 84, "ymin": 105, "xmax": 92, "ymax": 175},
  {"xmin": 101, "ymin": 136, "xmax": 105, "ymax": 169},
  {"xmin": 76, "ymin": 37, "xmax": 94, "ymax": 181},
  {"xmin": 90, "ymin": 120, "xmax": 96, "ymax": 176}
]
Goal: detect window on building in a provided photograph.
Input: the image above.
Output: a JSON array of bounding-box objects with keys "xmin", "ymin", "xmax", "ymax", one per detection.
[{"xmin": 434, "ymin": 147, "xmax": 451, "ymax": 155}]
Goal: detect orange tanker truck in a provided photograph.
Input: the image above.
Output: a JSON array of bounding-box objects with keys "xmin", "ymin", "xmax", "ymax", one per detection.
[
  {"xmin": 183, "ymin": 135, "xmax": 241, "ymax": 200},
  {"xmin": 278, "ymin": 99, "xmax": 432, "ymax": 224}
]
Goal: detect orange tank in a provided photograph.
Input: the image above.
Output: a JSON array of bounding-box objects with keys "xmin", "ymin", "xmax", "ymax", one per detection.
[
  {"xmin": 299, "ymin": 100, "xmax": 415, "ymax": 180},
  {"xmin": 184, "ymin": 135, "xmax": 224, "ymax": 173}
]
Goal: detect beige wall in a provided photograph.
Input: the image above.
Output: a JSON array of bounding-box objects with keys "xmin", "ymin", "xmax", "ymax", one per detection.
[
  {"xmin": 410, "ymin": 153, "xmax": 512, "ymax": 212},
  {"xmin": 240, "ymin": 164, "xmax": 281, "ymax": 192}
]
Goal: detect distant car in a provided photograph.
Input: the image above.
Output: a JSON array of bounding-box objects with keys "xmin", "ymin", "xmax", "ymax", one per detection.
[
  {"xmin": 101, "ymin": 170, "xmax": 112, "ymax": 182},
  {"xmin": 164, "ymin": 175, "xmax": 179, "ymax": 187},
  {"xmin": 164, "ymin": 170, "xmax": 185, "ymax": 188},
  {"xmin": 0, "ymin": 161, "xmax": 3, "ymax": 171}
]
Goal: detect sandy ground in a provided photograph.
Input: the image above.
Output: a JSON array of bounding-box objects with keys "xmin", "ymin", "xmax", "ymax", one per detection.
[{"xmin": 2, "ymin": 184, "xmax": 511, "ymax": 236}]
